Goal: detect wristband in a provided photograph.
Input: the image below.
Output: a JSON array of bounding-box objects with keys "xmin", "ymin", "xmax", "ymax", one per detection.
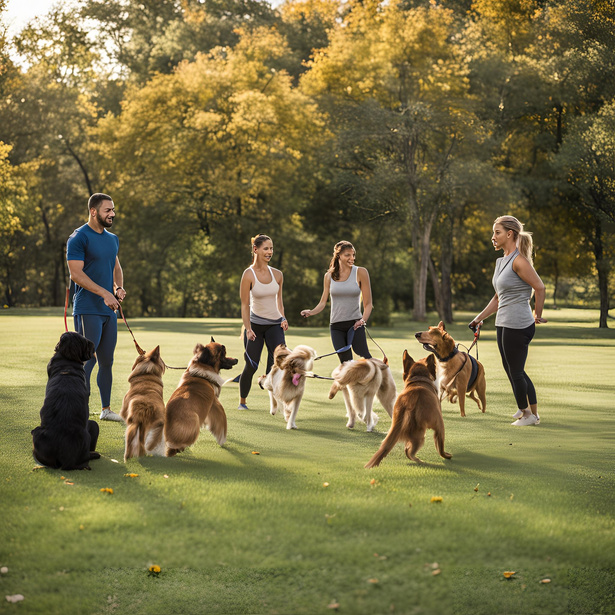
[{"xmin": 116, "ymin": 287, "xmax": 124, "ymax": 291}]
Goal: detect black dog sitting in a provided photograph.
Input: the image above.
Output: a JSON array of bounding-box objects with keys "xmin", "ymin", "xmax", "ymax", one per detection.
[{"xmin": 32, "ymin": 332, "xmax": 101, "ymax": 470}]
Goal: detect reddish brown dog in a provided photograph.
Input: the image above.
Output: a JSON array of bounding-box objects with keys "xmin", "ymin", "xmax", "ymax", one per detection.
[
  {"xmin": 120, "ymin": 345, "xmax": 166, "ymax": 461},
  {"xmin": 414, "ymin": 322, "xmax": 486, "ymax": 417},
  {"xmin": 164, "ymin": 339, "xmax": 237, "ymax": 457},
  {"xmin": 365, "ymin": 352, "xmax": 452, "ymax": 467}
]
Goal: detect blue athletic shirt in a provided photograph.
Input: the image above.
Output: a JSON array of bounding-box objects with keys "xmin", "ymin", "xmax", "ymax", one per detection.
[{"xmin": 66, "ymin": 224, "xmax": 119, "ymax": 316}]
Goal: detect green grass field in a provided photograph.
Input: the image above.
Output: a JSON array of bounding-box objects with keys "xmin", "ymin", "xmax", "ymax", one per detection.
[{"xmin": 1, "ymin": 308, "xmax": 614, "ymax": 615}]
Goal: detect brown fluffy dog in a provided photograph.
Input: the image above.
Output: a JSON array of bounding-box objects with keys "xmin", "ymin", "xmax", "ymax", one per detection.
[
  {"xmin": 120, "ymin": 346, "xmax": 166, "ymax": 462},
  {"xmin": 414, "ymin": 321, "xmax": 486, "ymax": 417},
  {"xmin": 164, "ymin": 339, "xmax": 238, "ymax": 456},
  {"xmin": 328, "ymin": 358, "xmax": 396, "ymax": 432},
  {"xmin": 258, "ymin": 344, "xmax": 317, "ymax": 430},
  {"xmin": 365, "ymin": 352, "xmax": 452, "ymax": 467}
]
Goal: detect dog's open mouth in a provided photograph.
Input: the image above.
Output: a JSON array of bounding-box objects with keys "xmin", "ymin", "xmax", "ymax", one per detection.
[{"xmin": 422, "ymin": 343, "xmax": 436, "ymax": 353}]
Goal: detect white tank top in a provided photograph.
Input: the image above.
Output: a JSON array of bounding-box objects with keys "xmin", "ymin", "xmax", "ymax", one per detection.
[{"xmin": 249, "ymin": 266, "xmax": 282, "ymax": 322}]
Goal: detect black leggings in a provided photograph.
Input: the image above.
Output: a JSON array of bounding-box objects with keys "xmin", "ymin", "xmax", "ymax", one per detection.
[
  {"xmin": 330, "ymin": 320, "xmax": 372, "ymax": 364},
  {"xmin": 239, "ymin": 322, "xmax": 286, "ymax": 399},
  {"xmin": 496, "ymin": 324, "xmax": 537, "ymax": 410}
]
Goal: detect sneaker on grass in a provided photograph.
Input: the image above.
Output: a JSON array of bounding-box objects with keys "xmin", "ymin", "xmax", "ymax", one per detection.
[
  {"xmin": 511, "ymin": 414, "xmax": 538, "ymax": 426},
  {"xmin": 100, "ymin": 408, "xmax": 123, "ymax": 422}
]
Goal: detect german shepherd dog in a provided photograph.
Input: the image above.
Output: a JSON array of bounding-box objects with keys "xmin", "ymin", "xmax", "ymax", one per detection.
[
  {"xmin": 365, "ymin": 352, "xmax": 452, "ymax": 467},
  {"xmin": 164, "ymin": 339, "xmax": 238, "ymax": 456},
  {"xmin": 32, "ymin": 332, "xmax": 100, "ymax": 470},
  {"xmin": 258, "ymin": 344, "xmax": 317, "ymax": 430},
  {"xmin": 328, "ymin": 358, "xmax": 396, "ymax": 432},
  {"xmin": 120, "ymin": 346, "xmax": 166, "ymax": 461},
  {"xmin": 415, "ymin": 322, "xmax": 486, "ymax": 417}
]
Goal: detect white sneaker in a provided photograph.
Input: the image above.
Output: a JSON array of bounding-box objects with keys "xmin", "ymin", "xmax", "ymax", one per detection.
[
  {"xmin": 100, "ymin": 408, "xmax": 123, "ymax": 422},
  {"xmin": 511, "ymin": 414, "xmax": 538, "ymax": 426},
  {"xmin": 535, "ymin": 414, "xmax": 540, "ymax": 425},
  {"xmin": 512, "ymin": 409, "xmax": 524, "ymax": 419}
]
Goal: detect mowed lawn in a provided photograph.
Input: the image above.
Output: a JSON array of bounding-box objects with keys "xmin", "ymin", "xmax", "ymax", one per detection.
[{"xmin": 1, "ymin": 308, "xmax": 614, "ymax": 615}]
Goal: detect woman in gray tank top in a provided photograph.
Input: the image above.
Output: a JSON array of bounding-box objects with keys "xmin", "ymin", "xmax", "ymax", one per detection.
[
  {"xmin": 470, "ymin": 216, "xmax": 547, "ymax": 426},
  {"xmin": 301, "ymin": 241, "xmax": 373, "ymax": 363}
]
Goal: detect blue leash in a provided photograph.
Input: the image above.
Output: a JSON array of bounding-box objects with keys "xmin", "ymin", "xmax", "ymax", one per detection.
[{"xmin": 313, "ymin": 326, "xmax": 356, "ymax": 361}]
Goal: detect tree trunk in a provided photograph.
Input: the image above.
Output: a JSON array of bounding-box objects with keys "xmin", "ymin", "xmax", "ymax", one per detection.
[
  {"xmin": 440, "ymin": 214, "xmax": 454, "ymax": 323},
  {"xmin": 593, "ymin": 218, "xmax": 609, "ymax": 328},
  {"xmin": 428, "ymin": 257, "xmax": 445, "ymax": 322}
]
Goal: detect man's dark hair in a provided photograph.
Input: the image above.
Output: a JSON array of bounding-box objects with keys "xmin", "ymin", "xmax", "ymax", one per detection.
[{"xmin": 88, "ymin": 193, "xmax": 113, "ymax": 212}]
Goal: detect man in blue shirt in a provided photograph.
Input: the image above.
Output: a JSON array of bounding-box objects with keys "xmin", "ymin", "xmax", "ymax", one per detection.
[{"xmin": 67, "ymin": 193, "xmax": 127, "ymax": 422}]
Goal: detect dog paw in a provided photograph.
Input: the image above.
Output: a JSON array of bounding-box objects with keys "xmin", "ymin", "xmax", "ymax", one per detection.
[
  {"xmin": 346, "ymin": 421, "xmax": 355, "ymax": 429},
  {"xmin": 89, "ymin": 452, "xmax": 101, "ymax": 460}
]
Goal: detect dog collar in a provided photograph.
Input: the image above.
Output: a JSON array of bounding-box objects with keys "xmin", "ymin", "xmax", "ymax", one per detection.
[{"xmin": 422, "ymin": 344, "xmax": 459, "ymax": 362}]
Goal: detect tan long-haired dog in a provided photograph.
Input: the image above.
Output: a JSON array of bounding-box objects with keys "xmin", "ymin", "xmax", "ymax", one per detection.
[
  {"xmin": 328, "ymin": 358, "xmax": 396, "ymax": 432},
  {"xmin": 365, "ymin": 352, "xmax": 452, "ymax": 467},
  {"xmin": 120, "ymin": 346, "xmax": 166, "ymax": 462},
  {"xmin": 258, "ymin": 344, "xmax": 317, "ymax": 430},
  {"xmin": 414, "ymin": 321, "xmax": 486, "ymax": 417},
  {"xmin": 164, "ymin": 339, "xmax": 238, "ymax": 456}
]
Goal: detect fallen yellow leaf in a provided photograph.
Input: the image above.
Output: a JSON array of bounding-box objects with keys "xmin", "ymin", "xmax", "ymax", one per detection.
[
  {"xmin": 503, "ymin": 571, "xmax": 516, "ymax": 579},
  {"xmin": 368, "ymin": 578, "xmax": 379, "ymax": 584},
  {"xmin": 124, "ymin": 473, "xmax": 139, "ymax": 478},
  {"xmin": 64, "ymin": 481, "xmax": 74, "ymax": 486},
  {"xmin": 323, "ymin": 482, "xmax": 330, "ymax": 487},
  {"xmin": 327, "ymin": 602, "xmax": 340, "ymax": 609},
  {"xmin": 100, "ymin": 487, "xmax": 113, "ymax": 495},
  {"xmin": 540, "ymin": 578, "xmax": 551, "ymax": 584},
  {"xmin": 370, "ymin": 478, "xmax": 377, "ymax": 485},
  {"xmin": 252, "ymin": 451, "xmax": 260, "ymax": 455},
  {"xmin": 430, "ymin": 496, "xmax": 443, "ymax": 503},
  {"xmin": 473, "ymin": 483, "xmax": 479, "ymax": 492},
  {"xmin": 432, "ymin": 569, "xmax": 441, "ymax": 576}
]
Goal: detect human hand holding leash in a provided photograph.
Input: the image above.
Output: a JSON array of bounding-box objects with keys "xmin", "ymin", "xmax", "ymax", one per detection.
[
  {"xmin": 353, "ymin": 318, "xmax": 366, "ymax": 330},
  {"xmin": 115, "ymin": 286, "xmax": 126, "ymax": 302},
  {"xmin": 534, "ymin": 313, "xmax": 547, "ymax": 324}
]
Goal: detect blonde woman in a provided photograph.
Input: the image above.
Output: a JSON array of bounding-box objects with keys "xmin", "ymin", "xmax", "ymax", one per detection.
[
  {"xmin": 238, "ymin": 234, "xmax": 288, "ymax": 410},
  {"xmin": 470, "ymin": 216, "xmax": 547, "ymax": 426},
  {"xmin": 301, "ymin": 241, "xmax": 372, "ymax": 363}
]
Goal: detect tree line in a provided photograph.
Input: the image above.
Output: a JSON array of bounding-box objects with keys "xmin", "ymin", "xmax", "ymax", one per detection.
[{"xmin": 0, "ymin": 0, "xmax": 613, "ymax": 326}]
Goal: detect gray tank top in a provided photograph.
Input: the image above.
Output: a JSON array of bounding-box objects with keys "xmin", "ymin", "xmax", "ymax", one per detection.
[
  {"xmin": 330, "ymin": 265, "xmax": 362, "ymax": 324},
  {"xmin": 493, "ymin": 250, "xmax": 535, "ymax": 329}
]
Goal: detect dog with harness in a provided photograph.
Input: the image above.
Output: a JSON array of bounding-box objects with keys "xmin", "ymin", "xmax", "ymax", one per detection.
[{"xmin": 414, "ymin": 322, "xmax": 486, "ymax": 417}]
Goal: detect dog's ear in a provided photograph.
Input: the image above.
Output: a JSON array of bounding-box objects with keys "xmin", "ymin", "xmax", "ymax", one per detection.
[
  {"xmin": 149, "ymin": 346, "xmax": 161, "ymax": 361},
  {"xmin": 211, "ymin": 336, "xmax": 215, "ymax": 343},
  {"xmin": 402, "ymin": 350, "xmax": 414, "ymax": 378},
  {"xmin": 438, "ymin": 321, "xmax": 446, "ymax": 331},
  {"xmin": 425, "ymin": 353, "xmax": 437, "ymax": 379},
  {"xmin": 193, "ymin": 343, "xmax": 205, "ymax": 355},
  {"xmin": 82, "ymin": 338, "xmax": 95, "ymax": 362},
  {"xmin": 197, "ymin": 344, "xmax": 213, "ymax": 365}
]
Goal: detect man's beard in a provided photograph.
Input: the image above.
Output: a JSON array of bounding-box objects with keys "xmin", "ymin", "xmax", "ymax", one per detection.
[{"xmin": 96, "ymin": 211, "xmax": 113, "ymax": 228}]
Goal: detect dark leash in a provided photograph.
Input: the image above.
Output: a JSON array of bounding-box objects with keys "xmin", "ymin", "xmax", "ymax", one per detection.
[{"xmin": 116, "ymin": 301, "xmax": 186, "ymax": 370}]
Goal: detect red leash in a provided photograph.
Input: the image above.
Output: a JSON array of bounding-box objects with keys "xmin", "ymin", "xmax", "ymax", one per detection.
[{"xmin": 64, "ymin": 287, "xmax": 70, "ymax": 332}]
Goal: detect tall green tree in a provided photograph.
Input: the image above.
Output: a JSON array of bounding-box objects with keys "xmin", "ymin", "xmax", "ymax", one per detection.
[{"xmin": 96, "ymin": 26, "xmax": 328, "ymax": 316}]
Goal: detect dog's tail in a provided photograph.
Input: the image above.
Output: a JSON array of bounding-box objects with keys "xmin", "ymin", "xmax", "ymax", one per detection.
[{"xmin": 364, "ymin": 415, "xmax": 404, "ymax": 469}]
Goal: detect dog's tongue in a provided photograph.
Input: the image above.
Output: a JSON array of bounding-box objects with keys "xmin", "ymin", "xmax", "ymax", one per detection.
[{"xmin": 292, "ymin": 373, "xmax": 302, "ymax": 386}]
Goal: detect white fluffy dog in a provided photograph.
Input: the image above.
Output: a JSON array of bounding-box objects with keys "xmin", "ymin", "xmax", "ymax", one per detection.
[
  {"xmin": 328, "ymin": 358, "xmax": 396, "ymax": 432},
  {"xmin": 258, "ymin": 344, "xmax": 317, "ymax": 430}
]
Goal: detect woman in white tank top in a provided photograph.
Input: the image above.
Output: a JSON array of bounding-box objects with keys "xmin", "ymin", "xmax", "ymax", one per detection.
[
  {"xmin": 238, "ymin": 234, "xmax": 288, "ymax": 409},
  {"xmin": 301, "ymin": 241, "xmax": 373, "ymax": 363}
]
